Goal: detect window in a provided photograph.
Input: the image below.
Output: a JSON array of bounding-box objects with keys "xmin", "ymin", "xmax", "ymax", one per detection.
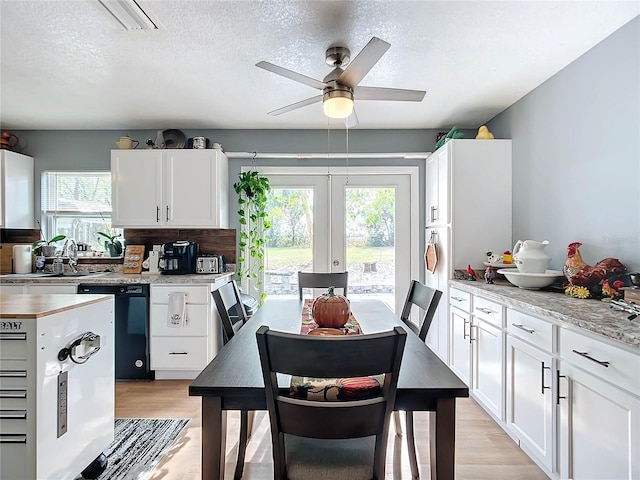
[{"xmin": 42, "ymin": 171, "xmax": 123, "ymax": 252}]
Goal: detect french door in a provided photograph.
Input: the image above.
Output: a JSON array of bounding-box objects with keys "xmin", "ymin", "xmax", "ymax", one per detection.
[{"xmin": 256, "ymin": 166, "xmax": 418, "ymax": 313}]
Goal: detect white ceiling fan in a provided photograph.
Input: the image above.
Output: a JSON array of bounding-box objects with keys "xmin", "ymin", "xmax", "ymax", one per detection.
[{"xmin": 256, "ymin": 37, "xmax": 426, "ymax": 127}]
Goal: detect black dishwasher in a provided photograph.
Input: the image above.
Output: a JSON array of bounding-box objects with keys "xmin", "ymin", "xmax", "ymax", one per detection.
[{"xmin": 78, "ymin": 284, "xmax": 154, "ymax": 380}]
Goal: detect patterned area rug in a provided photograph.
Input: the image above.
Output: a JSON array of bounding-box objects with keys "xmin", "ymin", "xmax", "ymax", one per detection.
[{"xmin": 100, "ymin": 418, "xmax": 189, "ymax": 480}]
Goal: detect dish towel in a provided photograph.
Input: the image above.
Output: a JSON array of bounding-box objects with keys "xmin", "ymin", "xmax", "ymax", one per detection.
[{"xmin": 167, "ymin": 292, "xmax": 187, "ymax": 327}]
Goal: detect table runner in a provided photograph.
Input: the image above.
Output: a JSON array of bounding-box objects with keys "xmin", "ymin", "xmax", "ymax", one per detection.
[{"xmin": 290, "ymin": 300, "xmax": 382, "ymax": 402}]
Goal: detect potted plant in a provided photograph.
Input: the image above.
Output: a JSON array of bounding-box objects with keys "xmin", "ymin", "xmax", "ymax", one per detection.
[
  {"xmin": 98, "ymin": 231, "xmax": 124, "ymax": 257},
  {"xmin": 233, "ymin": 170, "xmax": 271, "ymax": 304},
  {"xmin": 32, "ymin": 234, "xmax": 66, "ymax": 257}
]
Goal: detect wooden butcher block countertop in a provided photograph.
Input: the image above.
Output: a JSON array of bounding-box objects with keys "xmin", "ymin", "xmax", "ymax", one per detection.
[{"xmin": 0, "ymin": 294, "xmax": 112, "ymax": 318}]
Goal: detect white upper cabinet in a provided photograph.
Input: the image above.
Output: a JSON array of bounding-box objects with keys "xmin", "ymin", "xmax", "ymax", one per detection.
[
  {"xmin": 111, "ymin": 149, "xmax": 228, "ymax": 228},
  {"xmin": 0, "ymin": 150, "xmax": 35, "ymax": 229}
]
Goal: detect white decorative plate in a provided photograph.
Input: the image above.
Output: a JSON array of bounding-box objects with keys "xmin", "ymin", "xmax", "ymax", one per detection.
[{"xmin": 483, "ymin": 262, "xmax": 517, "ymax": 268}]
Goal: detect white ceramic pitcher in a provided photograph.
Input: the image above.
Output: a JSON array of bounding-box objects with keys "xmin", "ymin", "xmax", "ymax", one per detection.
[{"xmin": 512, "ymin": 240, "xmax": 551, "ymax": 273}]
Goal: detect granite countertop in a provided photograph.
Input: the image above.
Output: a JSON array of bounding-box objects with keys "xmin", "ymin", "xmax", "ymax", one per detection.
[
  {"xmin": 0, "ymin": 271, "xmax": 235, "ymax": 285},
  {"xmin": 0, "ymin": 294, "xmax": 112, "ymax": 318},
  {"xmin": 450, "ymin": 279, "xmax": 640, "ymax": 350}
]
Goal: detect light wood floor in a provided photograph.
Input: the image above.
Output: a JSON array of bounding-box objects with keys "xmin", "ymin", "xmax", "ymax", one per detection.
[{"xmin": 115, "ymin": 380, "xmax": 549, "ymax": 480}]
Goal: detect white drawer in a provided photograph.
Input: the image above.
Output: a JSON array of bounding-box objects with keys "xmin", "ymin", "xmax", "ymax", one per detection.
[
  {"xmin": 0, "ymin": 364, "xmax": 27, "ymax": 389},
  {"xmin": 507, "ymin": 309, "xmax": 554, "ymax": 353},
  {"xmin": 150, "ymin": 304, "xmax": 209, "ymax": 337},
  {"xmin": 0, "ymin": 332, "xmax": 28, "ymax": 360},
  {"xmin": 0, "ymin": 411, "xmax": 27, "ymax": 434},
  {"xmin": 473, "ymin": 296, "xmax": 504, "ymax": 328},
  {"xmin": 0, "ymin": 390, "xmax": 27, "ymax": 410},
  {"xmin": 151, "ymin": 285, "xmax": 210, "ymax": 304},
  {"xmin": 560, "ymin": 328, "xmax": 640, "ymax": 396},
  {"xmin": 150, "ymin": 337, "xmax": 209, "ymax": 370},
  {"xmin": 449, "ymin": 288, "xmax": 471, "ymax": 313}
]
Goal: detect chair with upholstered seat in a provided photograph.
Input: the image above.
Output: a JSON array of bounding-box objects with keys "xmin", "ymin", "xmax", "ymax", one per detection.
[
  {"xmin": 256, "ymin": 325, "xmax": 407, "ymax": 480},
  {"xmin": 396, "ymin": 280, "xmax": 443, "ymax": 479},
  {"xmin": 211, "ymin": 280, "xmax": 253, "ymax": 479},
  {"xmin": 298, "ymin": 271, "xmax": 348, "ymax": 300}
]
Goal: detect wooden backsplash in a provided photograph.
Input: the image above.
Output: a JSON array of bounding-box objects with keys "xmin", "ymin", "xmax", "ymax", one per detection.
[
  {"xmin": 124, "ymin": 228, "xmax": 237, "ymax": 263},
  {"xmin": 0, "ymin": 229, "xmax": 41, "ymax": 274}
]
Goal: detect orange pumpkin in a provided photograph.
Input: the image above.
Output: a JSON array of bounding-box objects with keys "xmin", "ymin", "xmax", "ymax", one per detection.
[{"xmin": 312, "ymin": 286, "xmax": 350, "ymax": 328}]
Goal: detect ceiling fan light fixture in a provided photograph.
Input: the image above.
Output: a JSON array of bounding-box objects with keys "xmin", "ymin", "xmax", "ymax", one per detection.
[{"xmin": 323, "ymin": 90, "xmax": 354, "ymax": 119}]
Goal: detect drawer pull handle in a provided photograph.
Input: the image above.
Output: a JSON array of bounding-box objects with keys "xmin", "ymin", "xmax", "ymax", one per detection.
[
  {"xmin": 169, "ymin": 352, "xmax": 188, "ymax": 355},
  {"xmin": 0, "ymin": 434, "xmax": 27, "ymax": 444},
  {"xmin": 572, "ymin": 350, "xmax": 609, "ymax": 367},
  {"xmin": 0, "ymin": 410, "xmax": 27, "ymax": 419},
  {"xmin": 541, "ymin": 362, "xmax": 551, "ymax": 394},
  {"xmin": 476, "ymin": 307, "xmax": 495, "ymax": 315},
  {"xmin": 0, "ymin": 371, "xmax": 27, "ymax": 378},
  {"xmin": 512, "ymin": 323, "xmax": 535, "ymax": 334},
  {"xmin": 0, "ymin": 333, "xmax": 27, "ymax": 341},
  {"xmin": 451, "ymin": 296, "xmax": 465, "ymax": 302},
  {"xmin": 0, "ymin": 390, "xmax": 26, "ymax": 399}
]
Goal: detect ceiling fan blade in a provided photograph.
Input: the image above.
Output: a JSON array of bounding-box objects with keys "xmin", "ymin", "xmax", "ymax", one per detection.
[
  {"xmin": 345, "ymin": 109, "xmax": 359, "ymax": 128},
  {"xmin": 267, "ymin": 95, "xmax": 323, "ymax": 116},
  {"xmin": 356, "ymin": 86, "xmax": 426, "ymax": 102},
  {"xmin": 256, "ymin": 61, "xmax": 326, "ymax": 90},
  {"xmin": 338, "ymin": 37, "xmax": 390, "ymax": 88}
]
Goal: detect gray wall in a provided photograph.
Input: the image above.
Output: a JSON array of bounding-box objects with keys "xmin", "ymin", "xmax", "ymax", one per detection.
[
  {"xmin": 14, "ymin": 128, "xmax": 473, "ymax": 270},
  {"xmin": 488, "ymin": 16, "xmax": 640, "ymax": 272}
]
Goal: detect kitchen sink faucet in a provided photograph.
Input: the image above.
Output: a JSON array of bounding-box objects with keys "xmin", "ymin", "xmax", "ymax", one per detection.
[{"xmin": 65, "ymin": 239, "xmax": 79, "ymax": 273}]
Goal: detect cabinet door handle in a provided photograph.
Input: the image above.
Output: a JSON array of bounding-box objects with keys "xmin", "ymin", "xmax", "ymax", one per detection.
[
  {"xmin": 156, "ymin": 206, "xmax": 160, "ymax": 223},
  {"xmin": 469, "ymin": 324, "xmax": 476, "ymax": 343},
  {"xmin": 572, "ymin": 349, "xmax": 609, "ymax": 367},
  {"xmin": 556, "ymin": 370, "xmax": 567, "ymax": 405},
  {"xmin": 169, "ymin": 351, "xmax": 188, "ymax": 355},
  {"xmin": 463, "ymin": 318, "xmax": 470, "ymax": 340},
  {"xmin": 512, "ymin": 323, "xmax": 535, "ymax": 334},
  {"xmin": 541, "ymin": 362, "xmax": 551, "ymax": 394},
  {"xmin": 166, "ymin": 205, "xmax": 170, "ymax": 222},
  {"xmin": 430, "ymin": 205, "xmax": 438, "ymax": 222}
]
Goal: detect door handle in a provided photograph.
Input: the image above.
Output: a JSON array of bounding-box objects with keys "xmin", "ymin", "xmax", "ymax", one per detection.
[
  {"xmin": 556, "ymin": 369, "xmax": 567, "ymax": 405},
  {"xmin": 463, "ymin": 318, "xmax": 470, "ymax": 340},
  {"xmin": 541, "ymin": 362, "xmax": 551, "ymax": 394},
  {"xmin": 156, "ymin": 206, "xmax": 160, "ymax": 223}
]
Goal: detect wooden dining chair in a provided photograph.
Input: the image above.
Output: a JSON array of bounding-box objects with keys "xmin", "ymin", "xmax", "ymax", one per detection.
[
  {"xmin": 396, "ymin": 280, "xmax": 443, "ymax": 479},
  {"xmin": 211, "ymin": 280, "xmax": 253, "ymax": 479},
  {"xmin": 298, "ymin": 271, "xmax": 348, "ymax": 300},
  {"xmin": 256, "ymin": 325, "xmax": 407, "ymax": 480}
]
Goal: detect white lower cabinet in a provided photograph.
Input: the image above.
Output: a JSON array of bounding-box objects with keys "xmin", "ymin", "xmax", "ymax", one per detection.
[
  {"xmin": 558, "ymin": 329, "xmax": 640, "ymax": 480},
  {"xmin": 506, "ymin": 333, "xmax": 556, "ymax": 473},
  {"xmin": 149, "ymin": 282, "xmax": 225, "ymax": 379},
  {"xmin": 453, "ymin": 287, "xmax": 640, "ymax": 480},
  {"xmin": 449, "ymin": 289, "xmax": 505, "ymax": 420}
]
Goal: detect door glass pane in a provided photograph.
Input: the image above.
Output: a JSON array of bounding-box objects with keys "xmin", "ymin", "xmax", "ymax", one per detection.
[
  {"xmin": 264, "ymin": 188, "xmax": 314, "ymax": 296},
  {"xmin": 345, "ymin": 187, "xmax": 395, "ymax": 309}
]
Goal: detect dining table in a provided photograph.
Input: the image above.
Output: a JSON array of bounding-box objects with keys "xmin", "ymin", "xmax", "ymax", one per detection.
[{"xmin": 189, "ymin": 298, "xmax": 469, "ymax": 479}]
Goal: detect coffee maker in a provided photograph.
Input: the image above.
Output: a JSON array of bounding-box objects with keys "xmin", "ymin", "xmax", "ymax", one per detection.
[{"xmin": 159, "ymin": 241, "xmax": 198, "ymax": 274}]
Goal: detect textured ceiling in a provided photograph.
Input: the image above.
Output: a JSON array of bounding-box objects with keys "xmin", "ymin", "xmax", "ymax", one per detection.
[{"xmin": 0, "ymin": 1, "xmax": 638, "ymax": 130}]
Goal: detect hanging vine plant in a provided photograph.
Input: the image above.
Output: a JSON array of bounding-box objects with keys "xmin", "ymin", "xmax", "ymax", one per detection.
[{"xmin": 233, "ymin": 169, "xmax": 271, "ymax": 304}]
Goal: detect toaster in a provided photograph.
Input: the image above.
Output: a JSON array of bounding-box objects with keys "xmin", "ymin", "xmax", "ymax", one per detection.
[{"xmin": 196, "ymin": 255, "xmax": 225, "ymax": 274}]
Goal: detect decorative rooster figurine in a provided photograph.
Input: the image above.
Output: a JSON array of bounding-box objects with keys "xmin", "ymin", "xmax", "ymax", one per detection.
[{"xmin": 563, "ymin": 242, "xmax": 626, "ymax": 288}]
